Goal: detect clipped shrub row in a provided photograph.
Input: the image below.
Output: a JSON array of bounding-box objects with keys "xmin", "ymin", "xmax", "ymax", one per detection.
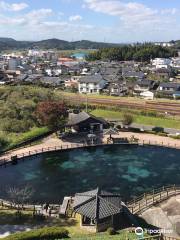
[
  {"xmin": 169, "ymin": 135, "xmax": 180, "ymax": 140},
  {"xmin": 107, "ymin": 227, "xmax": 117, "ymax": 235},
  {"xmin": 4, "ymin": 227, "xmax": 69, "ymax": 240}
]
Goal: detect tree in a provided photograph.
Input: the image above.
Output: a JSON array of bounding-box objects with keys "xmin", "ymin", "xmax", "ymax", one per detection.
[
  {"xmin": 35, "ymin": 101, "xmax": 67, "ymax": 130},
  {"xmin": 7, "ymin": 185, "xmax": 34, "ymax": 208},
  {"xmin": 0, "ymin": 135, "xmax": 8, "ymax": 152},
  {"xmin": 122, "ymin": 113, "xmax": 134, "ymax": 127}
]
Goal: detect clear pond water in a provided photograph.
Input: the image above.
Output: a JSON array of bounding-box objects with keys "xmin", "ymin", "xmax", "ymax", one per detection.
[{"xmin": 0, "ymin": 145, "xmax": 180, "ymax": 203}]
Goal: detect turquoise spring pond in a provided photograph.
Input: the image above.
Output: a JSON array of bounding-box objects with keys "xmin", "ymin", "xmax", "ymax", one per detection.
[{"xmin": 0, "ymin": 145, "xmax": 180, "ymax": 203}]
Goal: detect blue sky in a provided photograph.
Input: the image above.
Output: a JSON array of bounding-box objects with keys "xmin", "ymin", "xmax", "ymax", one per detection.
[{"xmin": 0, "ymin": 0, "xmax": 180, "ymax": 42}]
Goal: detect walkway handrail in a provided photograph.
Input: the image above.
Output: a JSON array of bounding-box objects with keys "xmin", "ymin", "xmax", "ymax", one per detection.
[
  {"xmin": 0, "ymin": 142, "xmax": 139, "ymax": 167},
  {"xmin": 0, "ymin": 198, "xmax": 60, "ymax": 212},
  {"xmin": 0, "ymin": 139, "xmax": 179, "ymax": 167},
  {"xmin": 127, "ymin": 185, "xmax": 180, "ymax": 214}
]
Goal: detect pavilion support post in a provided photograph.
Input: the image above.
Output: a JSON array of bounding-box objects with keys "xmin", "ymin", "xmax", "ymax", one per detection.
[
  {"xmin": 144, "ymin": 193, "xmax": 147, "ymax": 206},
  {"xmin": 174, "ymin": 185, "xmax": 176, "ymax": 196},
  {"xmin": 152, "ymin": 190, "xmax": 155, "ymax": 203}
]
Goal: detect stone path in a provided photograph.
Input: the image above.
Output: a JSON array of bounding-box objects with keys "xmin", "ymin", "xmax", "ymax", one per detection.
[{"xmin": 140, "ymin": 195, "xmax": 180, "ymax": 238}]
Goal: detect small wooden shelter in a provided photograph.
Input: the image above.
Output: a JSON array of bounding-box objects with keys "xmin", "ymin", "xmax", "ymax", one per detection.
[{"xmin": 73, "ymin": 188, "xmax": 133, "ymax": 232}]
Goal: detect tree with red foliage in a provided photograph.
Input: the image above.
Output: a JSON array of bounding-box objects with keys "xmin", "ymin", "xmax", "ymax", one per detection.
[{"xmin": 35, "ymin": 101, "xmax": 67, "ymax": 130}]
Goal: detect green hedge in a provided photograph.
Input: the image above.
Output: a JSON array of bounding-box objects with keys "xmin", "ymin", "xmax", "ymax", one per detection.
[
  {"xmin": 170, "ymin": 135, "xmax": 180, "ymax": 140},
  {"xmin": 4, "ymin": 227, "xmax": 69, "ymax": 240}
]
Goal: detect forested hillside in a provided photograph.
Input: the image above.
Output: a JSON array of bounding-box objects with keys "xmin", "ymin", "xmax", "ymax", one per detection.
[{"xmin": 86, "ymin": 44, "xmax": 178, "ymax": 62}]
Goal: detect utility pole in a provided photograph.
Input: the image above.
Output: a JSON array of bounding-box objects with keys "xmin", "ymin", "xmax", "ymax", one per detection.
[{"xmin": 86, "ymin": 93, "xmax": 88, "ymax": 112}]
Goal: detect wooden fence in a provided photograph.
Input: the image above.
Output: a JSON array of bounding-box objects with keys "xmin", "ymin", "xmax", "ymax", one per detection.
[
  {"xmin": 127, "ymin": 185, "xmax": 180, "ymax": 214},
  {"xmin": 0, "ymin": 142, "xmax": 139, "ymax": 167},
  {"xmin": 0, "ymin": 139, "xmax": 179, "ymax": 168},
  {"xmin": 163, "ymin": 236, "xmax": 180, "ymax": 240}
]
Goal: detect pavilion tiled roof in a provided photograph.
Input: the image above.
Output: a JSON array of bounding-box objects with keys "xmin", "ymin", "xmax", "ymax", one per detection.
[
  {"xmin": 66, "ymin": 111, "xmax": 107, "ymax": 127},
  {"xmin": 73, "ymin": 188, "xmax": 123, "ymax": 220}
]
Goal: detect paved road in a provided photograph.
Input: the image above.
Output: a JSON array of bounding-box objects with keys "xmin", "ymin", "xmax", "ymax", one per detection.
[
  {"xmin": 109, "ymin": 120, "xmax": 180, "ymax": 134},
  {"xmin": 130, "ymin": 123, "xmax": 180, "ymax": 135}
]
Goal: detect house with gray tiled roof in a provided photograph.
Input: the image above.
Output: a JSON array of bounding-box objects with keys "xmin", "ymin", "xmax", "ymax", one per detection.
[
  {"xmin": 157, "ymin": 82, "xmax": 180, "ymax": 98},
  {"xmin": 72, "ymin": 188, "xmax": 133, "ymax": 232},
  {"xmin": 66, "ymin": 111, "xmax": 108, "ymax": 132},
  {"xmin": 78, "ymin": 75, "xmax": 107, "ymax": 94}
]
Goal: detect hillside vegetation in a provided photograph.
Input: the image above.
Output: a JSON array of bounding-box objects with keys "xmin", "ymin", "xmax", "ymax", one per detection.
[
  {"xmin": 0, "ymin": 86, "xmax": 64, "ymax": 151},
  {"xmin": 87, "ymin": 44, "xmax": 177, "ymax": 61},
  {"xmin": 0, "ymin": 38, "xmax": 123, "ymax": 51}
]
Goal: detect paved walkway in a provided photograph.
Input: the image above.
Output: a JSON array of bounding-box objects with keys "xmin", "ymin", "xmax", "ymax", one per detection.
[
  {"xmin": 104, "ymin": 131, "xmax": 180, "ymax": 148},
  {"xmin": 0, "ymin": 136, "xmax": 74, "ymax": 161},
  {"xmin": 141, "ymin": 195, "xmax": 180, "ymax": 238},
  {"xmin": 0, "ymin": 131, "xmax": 179, "ymax": 162}
]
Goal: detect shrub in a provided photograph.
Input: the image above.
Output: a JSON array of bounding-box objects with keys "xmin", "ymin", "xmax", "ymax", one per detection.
[
  {"xmin": 4, "ymin": 227, "xmax": 69, "ymax": 240},
  {"xmin": 170, "ymin": 135, "xmax": 180, "ymax": 140},
  {"xmin": 157, "ymin": 132, "xmax": 168, "ymax": 137},
  {"xmin": 122, "ymin": 113, "xmax": 134, "ymax": 126},
  {"xmin": 107, "ymin": 227, "xmax": 116, "ymax": 235},
  {"xmin": 140, "ymin": 110, "xmax": 158, "ymax": 117},
  {"xmin": 152, "ymin": 127, "xmax": 165, "ymax": 133},
  {"xmin": 0, "ymin": 134, "xmax": 8, "ymax": 151}
]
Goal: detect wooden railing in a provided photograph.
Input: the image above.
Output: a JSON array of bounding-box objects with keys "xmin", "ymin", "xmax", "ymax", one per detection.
[
  {"xmin": 163, "ymin": 236, "xmax": 180, "ymax": 240},
  {"xmin": 0, "ymin": 139, "xmax": 179, "ymax": 168},
  {"xmin": 127, "ymin": 185, "xmax": 180, "ymax": 214},
  {"xmin": 0, "ymin": 199, "xmax": 61, "ymax": 217},
  {"xmin": 0, "ymin": 142, "xmax": 137, "ymax": 167}
]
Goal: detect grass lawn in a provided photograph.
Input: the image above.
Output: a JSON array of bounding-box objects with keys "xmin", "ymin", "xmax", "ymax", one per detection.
[
  {"xmin": 9, "ymin": 127, "xmax": 49, "ymax": 146},
  {"xmin": 1, "ymin": 127, "xmax": 50, "ymax": 152},
  {"xmin": 70, "ymin": 230, "xmax": 153, "ymax": 240},
  {"xmin": 91, "ymin": 109, "xmax": 180, "ymax": 129},
  {"xmin": 59, "ymin": 91, "xmax": 180, "ymax": 104},
  {"xmin": 0, "ymin": 210, "xmax": 46, "ymax": 225},
  {"xmin": 59, "ymin": 91, "xmax": 144, "ymax": 103},
  {"xmin": 0, "ymin": 209, "xmax": 155, "ymax": 239}
]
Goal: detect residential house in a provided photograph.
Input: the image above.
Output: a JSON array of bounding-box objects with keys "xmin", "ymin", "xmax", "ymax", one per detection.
[
  {"xmin": 78, "ymin": 75, "xmax": 107, "ymax": 94},
  {"xmin": 154, "ymin": 68, "xmax": 172, "ymax": 80},
  {"xmin": 151, "ymin": 58, "xmax": 172, "ymax": 69},
  {"xmin": 133, "ymin": 79, "xmax": 156, "ymax": 95},
  {"xmin": 64, "ymin": 76, "xmax": 80, "ymax": 88},
  {"xmin": 123, "ymin": 71, "xmax": 144, "ymax": 80},
  {"xmin": 157, "ymin": 82, "xmax": 180, "ymax": 98},
  {"xmin": 40, "ymin": 77, "xmax": 63, "ymax": 86},
  {"xmin": 140, "ymin": 91, "xmax": 154, "ymax": 100},
  {"xmin": 101, "ymin": 67, "xmax": 121, "ymax": 82},
  {"xmin": 108, "ymin": 82, "xmax": 128, "ymax": 96}
]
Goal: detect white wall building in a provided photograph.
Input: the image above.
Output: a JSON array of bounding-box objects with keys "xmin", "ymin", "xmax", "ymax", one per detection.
[
  {"xmin": 140, "ymin": 91, "xmax": 154, "ymax": 100},
  {"xmin": 79, "ymin": 75, "xmax": 107, "ymax": 94},
  {"xmin": 151, "ymin": 58, "xmax": 172, "ymax": 69}
]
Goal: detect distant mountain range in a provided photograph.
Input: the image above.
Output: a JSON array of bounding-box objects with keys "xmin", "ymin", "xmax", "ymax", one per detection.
[{"xmin": 0, "ymin": 38, "xmax": 124, "ymax": 51}]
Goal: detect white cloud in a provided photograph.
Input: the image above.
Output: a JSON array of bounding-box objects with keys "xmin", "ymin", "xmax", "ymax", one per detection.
[
  {"xmin": 83, "ymin": 0, "xmax": 177, "ymax": 26},
  {"xmin": 69, "ymin": 15, "xmax": 82, "ymax": 21},
  {"xmin": 0, "ymin": 0, "xmax": 179, "ymax": 42},
  {"xmin": 161, "ymin": 8, "xmax": 178, "ymax": 15},
  {"xmin": 82, "ymin": 0, "xmax": 180, "ymax": 41},
  {"xmin": 26, "ymin": 8, "xmax": 53, "ymax": 19},
  {"xmin": 0, "ymin": 1, "xmax": 28, "ymax": 11}
]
